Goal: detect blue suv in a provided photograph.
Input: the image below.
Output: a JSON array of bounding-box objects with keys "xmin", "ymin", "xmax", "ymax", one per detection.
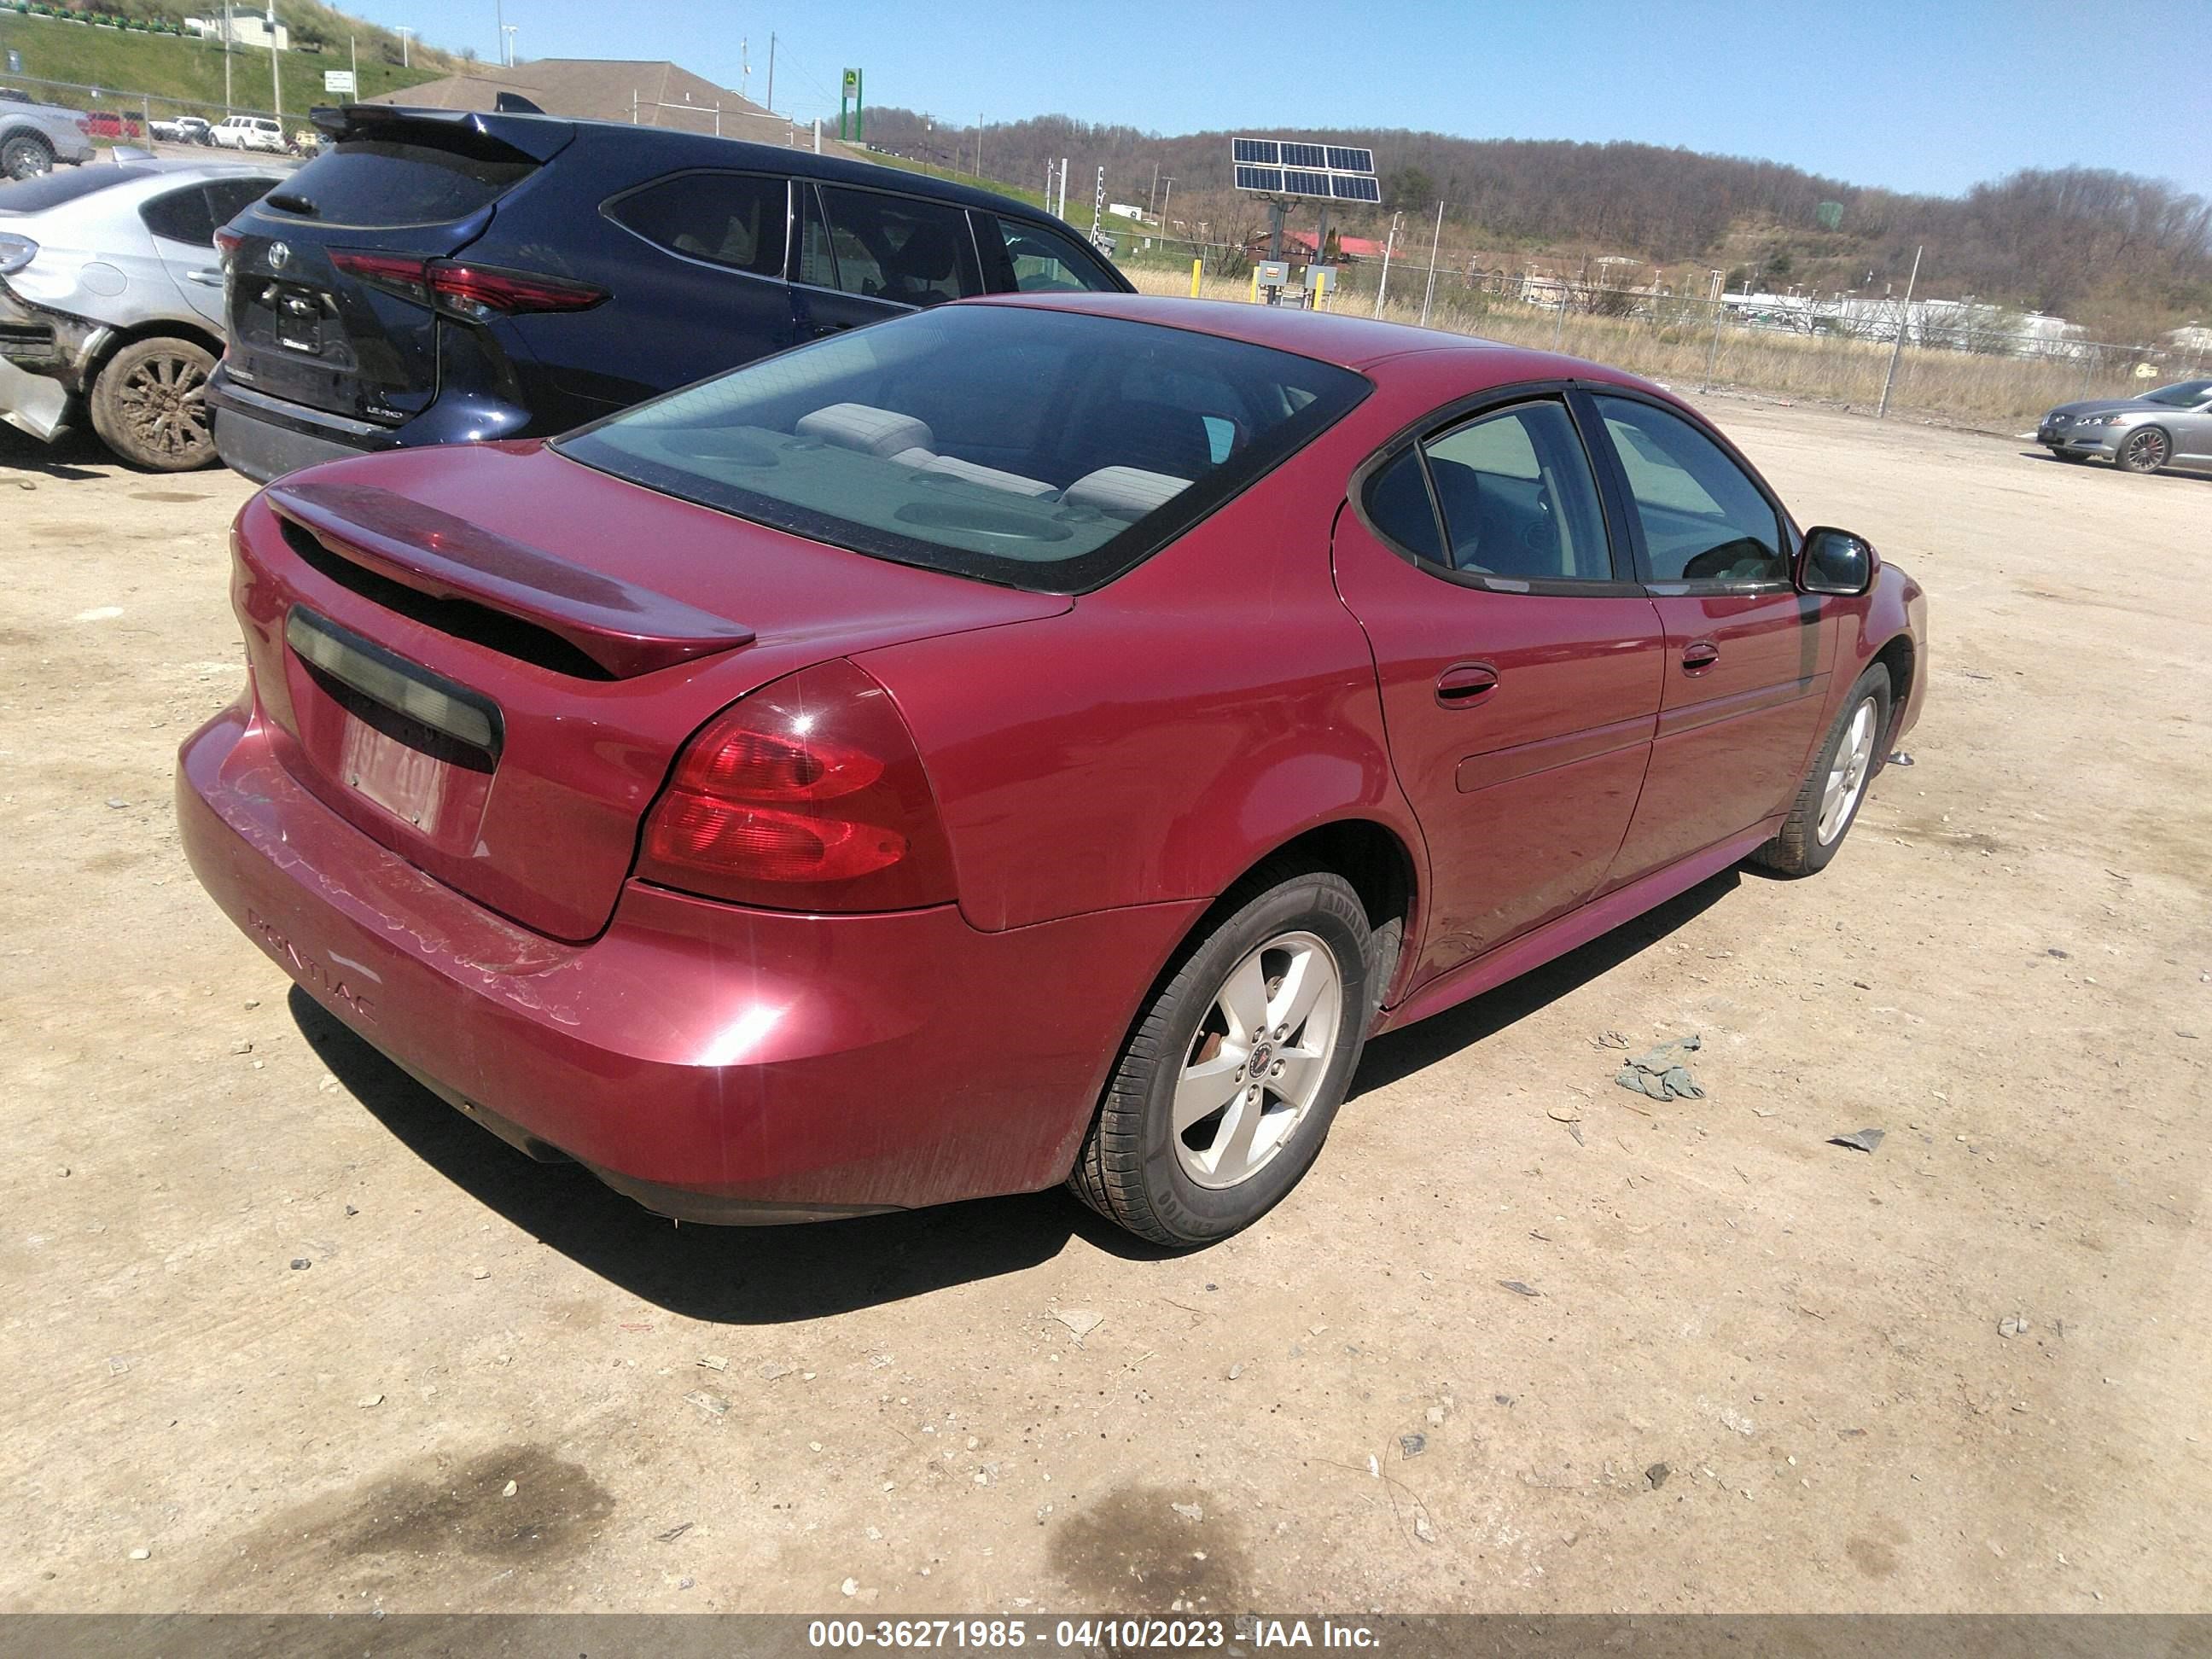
[{"xmin": 206, "ymin": 105, "xmax": 1132, "ymax": 482}]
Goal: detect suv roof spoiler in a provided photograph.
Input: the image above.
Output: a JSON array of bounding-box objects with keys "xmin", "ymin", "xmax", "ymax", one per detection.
[{"xmin": 307, "ymin": 103, "xmax": 574, "ymax": 164}]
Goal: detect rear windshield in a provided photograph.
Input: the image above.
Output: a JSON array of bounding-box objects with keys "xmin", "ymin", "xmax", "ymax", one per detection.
[
  {"xmin": 258, "ymin": 137, "xmax": 535, "ymax": 229},
  {"xmin": 0, "ymin": 167, "xmax": 148, "ymax": 214},
  {"xmin": 555, "ymin": 306, "xmax": 1369, "ymax": 592}
]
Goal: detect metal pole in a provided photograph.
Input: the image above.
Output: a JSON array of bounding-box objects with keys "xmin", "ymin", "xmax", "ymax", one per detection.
[
  {"xmin": 1876, "ymin": 244, "xmax": 1923, "ymax": 419},
  {"xmin": 1091, "ymin": 165, "xmax": 1104, "ymax": 243},
  {"xmin": 765, "ymin": 34, "xmax": 775, "ymax": 114},
  {"xmin": 495, "ymin": 0, "xmax": 505, "ymax": 65},
  {"xmin": 1372, "ymin": 212, "xmax": 1400, "ymax": 317},
  {"xmin": 222, "ymin": 0, "xmax": 232, "ymax": 115},
  {"xmin": 1418, "ymin": 199, "xmax": 1444, "ymax": 326},
  {"xmin": 267, "ymin": 4, "xmax": 280, "ymax": 125},
  {"xmin": 1148, "ymin": 161, "xmax": 1159, "ymax": 223},
  {"xmin": 1060, "ymin": 158, "xmax": 1069, "ymax": 219},
  {"xmin": 1161, "ymin": 177, "xmax": 1173, "ymax": 231},
  {"xmin": 1703, "ymin": 294, "xmax": 1724, "ymax": 389},
  {"xmin": 975, "ymin": 114, "xmax": 983, "ymax": 179}
]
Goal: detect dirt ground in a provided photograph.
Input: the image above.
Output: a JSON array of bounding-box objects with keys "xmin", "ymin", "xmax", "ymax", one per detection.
[{"xmin": 1, "ymin": 398, "xmax": 2207, "ymax": 1618}]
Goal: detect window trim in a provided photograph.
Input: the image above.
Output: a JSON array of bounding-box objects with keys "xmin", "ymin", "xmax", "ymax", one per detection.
[
  {"xmin": 1575, "ymin": 385, "xmax": 1802, "ymax": 595},
  {"xmin": 597, "ymin": 167, "xmax": 795, "ymax": 286},
  {"xmin": 1349, "ymin": 381, "xmax": 1647, "ymax": 597},
  {"xmin": 789, "ymin": 179, "xmax": 992, "ymax": 307}
]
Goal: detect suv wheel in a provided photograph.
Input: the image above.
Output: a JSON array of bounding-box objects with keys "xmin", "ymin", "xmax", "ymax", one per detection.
[{"xmin": 90, "ymin": 337, "xmax": 218, "ymax": 471}]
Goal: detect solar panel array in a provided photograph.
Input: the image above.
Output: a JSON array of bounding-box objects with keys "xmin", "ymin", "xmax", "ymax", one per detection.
[{"xmin": 1231, "ymin": 137, "xmax": 1379, "ymax": 200}]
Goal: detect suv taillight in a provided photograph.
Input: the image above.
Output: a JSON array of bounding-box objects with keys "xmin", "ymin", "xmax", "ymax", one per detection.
[
  {"xmin": 328, "ymin": 248, "xmax": 607, "ymax": 320},
  {"xmin": 637, "ymin": 660, "xmax": 958, "ymax": 912}
]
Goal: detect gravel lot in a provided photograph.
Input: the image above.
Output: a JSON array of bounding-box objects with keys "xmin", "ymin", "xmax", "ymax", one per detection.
[{"xmin": 2, "ymin": 398, "xmax": 2206, "ymax": 1615}]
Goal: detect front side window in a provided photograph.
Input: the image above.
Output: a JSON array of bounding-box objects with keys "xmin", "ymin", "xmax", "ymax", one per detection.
[
  {"xmin": 816, "ymin": 187, "xmax": 981, "ymax": 306},
  {"xmin": 555, "ymin": 306, "xmax": 1368, "ymax": 592},
  {"xmin": 608, "ymin": 172, "xmax": 787, "ymax": 278},
  {"xmin": 987, "ymin": 215, "xmax": 1120, "ymax": 293},
  {"xmin": 1593, "ymin": 395, "xmax": 1785, "ymax": 585}
]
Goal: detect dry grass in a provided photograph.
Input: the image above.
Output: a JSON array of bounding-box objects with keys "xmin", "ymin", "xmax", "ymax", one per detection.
[{"xmin": 1126, "ymin": 267, "xmax": 2175, "ymax": 429}]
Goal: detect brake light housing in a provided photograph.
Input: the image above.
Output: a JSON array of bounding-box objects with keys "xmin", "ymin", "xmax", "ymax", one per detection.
[
  {"xmin": 329, "ymin": 248, "xmax": 607, "ymax": 321},
  {"xmin": 637, "ymin": 660, "xmax": 958, "ymax": 912}
]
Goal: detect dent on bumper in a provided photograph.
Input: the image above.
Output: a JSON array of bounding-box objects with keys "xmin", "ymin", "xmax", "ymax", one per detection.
[{"xmin": 177, "ymin": 699, "xmax": 1203, "ymax": 1219}]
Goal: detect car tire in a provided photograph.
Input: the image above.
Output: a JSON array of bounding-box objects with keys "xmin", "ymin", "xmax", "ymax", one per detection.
[
  {"xmin": 1754, "ymin": 664, "xmax": 1892, "ymax": 877},
  {"xmin": 1068, "ymin": 864, "xmax": 1376, "ymax": 1248},
  {"xmin": 89, "ymin": 336, "xmax": 218, "ymax": 472},
  {"xmin": 2115, "ymin": 426, "xmax": 2171, "ymax": 474},
  {"xmin": 2, "ymin": 133, "xmax": 55, "ymax": 180}
]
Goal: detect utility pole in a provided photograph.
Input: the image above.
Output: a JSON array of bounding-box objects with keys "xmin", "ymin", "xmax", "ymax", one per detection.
[
  {"xmin": 501, "ymin": 25, "xmax": 516, "ymax": 67},
  {"xmin": 1059, "ymin": 157, "xmax": 1069, "ymax": 219},
  {"xmin": 266, "ymin": 3, "xmax": 280, "ymax": 124},
  {"xmin": 765, "ymin": 34, "xmax": 775, "ymax": 114},
  {"xmin": 1091, "ymin": 165, "xmax": 1104, "ymax": 244},
  {"xmin": 975, "ymin": 115, "xmax": 983, "ymax": 179},
  {"xmin": 1876, "ymin": 244, "xmax": 1924, "ymax": 419},
  {"xmin": 1160, "ymin": 177, "xmax": 1173, "ymax": 230},
  {"xmin": 1148, "ymin": 160, "xmax": 1159, "ymax": 222},
  {"xmin": 739, "ymin": 38, "xmax": 748, "ymax": 103},
  {"xmin": 1418, "ymin": 199, "xmax": 1445, "ymax": 326},
  {"xmin": 397, "ymin": 26, "xmax": 412, "ymax": 68},
  {"xmin": 1372, "ymin": 212, "xmax": 1400, "ymax": 317},
  {"xmin": 495, "ymin": 0, "xmax": 505, "ymax": 67},
  {"xmin": 222, "ymin": 0, "xmax": 232, "ymax": 115}
]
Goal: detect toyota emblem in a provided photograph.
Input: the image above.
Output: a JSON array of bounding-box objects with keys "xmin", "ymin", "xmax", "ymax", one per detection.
[{"xmin": 268, "ymin": 242, "xmax": 291, "ymax": 271}]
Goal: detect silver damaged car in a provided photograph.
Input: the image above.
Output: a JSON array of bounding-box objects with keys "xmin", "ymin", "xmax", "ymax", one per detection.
[
  {"xmin": 0, "ymin": 159, "xmax": 282, "ymax": 469},
  {"xmin": 2036, "ymin": 377, "xmax": 2212, "ymax": 475}
]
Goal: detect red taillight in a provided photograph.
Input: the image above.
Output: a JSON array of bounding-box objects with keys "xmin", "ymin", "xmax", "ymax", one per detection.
[
  {"xmin": 637, "ymin": 660, "xmax": 957, "ymax": 912},
  {"xmin": 329, "ymin": 249, "xmax": 607, "ymax": 320},
  {"xmin": 428, "ymin": 262, "xmax": 606, "ymax": 319},
  {"xmin": 213, "ymin": 227, "xmax": 242, "ymax": 263}
]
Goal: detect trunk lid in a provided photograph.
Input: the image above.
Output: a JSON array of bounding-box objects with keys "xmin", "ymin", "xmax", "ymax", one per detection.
[
  {"xmin": 219, "ymin": 109, "xmax": 568, "ymax": 425},
  {"xmin": 231, "ymin": 441, "xmax": 1068, "ymax": 940}
]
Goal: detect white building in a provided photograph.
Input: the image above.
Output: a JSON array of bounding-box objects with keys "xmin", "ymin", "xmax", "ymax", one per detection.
[{"xmin": 186, "ymin": 14, "xmax": 292, "ymax": 52}]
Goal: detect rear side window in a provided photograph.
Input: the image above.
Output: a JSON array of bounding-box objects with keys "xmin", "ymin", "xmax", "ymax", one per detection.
[
  {"xmin": 815, "ymin": 187, "xmax": 981, "ymax": 306},
  {"xmin": 204, "ymin": 176, "xmax": 275, "ymax": 228},
  {"xmin": 140, "ymin": 185, "xmax": 216, "ymax": 247},
  {"xmin": 985, "ymin": 215, "xmax": 1121, "ymax": 293},
  {"xmin": 608, "ymin": 172, "xmax": 787, "ymax": 278},
  {"xmin": 261, "ymin": 137, "xmax": 538, "ymax": 229}
]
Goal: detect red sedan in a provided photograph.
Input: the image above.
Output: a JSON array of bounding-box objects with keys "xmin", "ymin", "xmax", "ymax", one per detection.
[{"xmin": 178, "ymin": 294, "xmax": 1926, "ymax": 1247}]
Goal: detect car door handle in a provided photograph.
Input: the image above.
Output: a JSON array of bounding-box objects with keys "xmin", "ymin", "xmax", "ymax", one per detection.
[
  {"xmin": 187, "ymin": 269, "xmax": 224, "ymax": 286},
  {"xmin": 810, "ymin": 321, "xmax": 854, "ymax": 337},
  {"xmin": 1435, "ymin": 663, "xmax": 1499, "ymax": 707},
  {"xmin": 1680, "ymin": 640, "xmax": 1720, "ymax": 673}
]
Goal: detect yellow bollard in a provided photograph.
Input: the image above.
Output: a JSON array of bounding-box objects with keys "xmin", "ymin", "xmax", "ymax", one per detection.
[
  {"xmin": 1190, "ymin": 258, "xmax": 1202, "ymax": 299},
  {"xmin": 1249, "ymin": 270, "xmax": 1259, "ymax": 304}
]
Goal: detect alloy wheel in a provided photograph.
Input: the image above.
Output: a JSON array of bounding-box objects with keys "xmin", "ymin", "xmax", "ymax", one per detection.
[
  {"xmin": 1172, "ymin": 930, "xmax": 1343, "ymax": 1189},
  {"xmin": 115, "ymin": 350, "xmax": 211, "ymax": 462},
  {"xmin": 2125, "ymin": 428, "xmax": 2168, "ymax": 471},
  {"xmin": 1817, "ymin": 697, "xmax": 1878, "ymax": 845}
]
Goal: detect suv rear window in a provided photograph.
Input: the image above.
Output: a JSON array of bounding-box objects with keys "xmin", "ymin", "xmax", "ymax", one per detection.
[
  {"xmin": 259, "ymin": 137, "xmax": 536, "ymax": 229},
  {"xmin": 555, "ymin": 305, "xmax": 1367, "ymax": 592}
]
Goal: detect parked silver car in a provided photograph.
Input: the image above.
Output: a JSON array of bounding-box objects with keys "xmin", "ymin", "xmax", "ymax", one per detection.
[
  {"xmin": 0, "ymin": 159, "xmax": 284, "ymax": 469},
  {"xmin": 0, "ymin": 89, "xmax": 97, "ymax": 180},
  {"xmin": 2036, "ymin": 377, "xmax": 2212, "ymax": 475}
]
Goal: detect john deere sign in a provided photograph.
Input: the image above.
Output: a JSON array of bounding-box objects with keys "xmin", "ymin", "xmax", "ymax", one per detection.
[{"xmin": 839, "ymin": 67, "xmax": 863, "ymax": 141}]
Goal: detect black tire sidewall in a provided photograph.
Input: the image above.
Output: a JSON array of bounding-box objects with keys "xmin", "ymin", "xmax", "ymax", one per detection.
[{"xmin": 1132, "ymin": 876, "xmax": 1372, "ymax": 1243}]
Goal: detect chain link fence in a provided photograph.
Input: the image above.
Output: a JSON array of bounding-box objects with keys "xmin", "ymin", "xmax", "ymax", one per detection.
[
  {"xmin": 2, "ymin": 67, "xmax": 306, "ymax": 155},
  {"xmin": 1125, "ymin": 247, "xmax": 2203, "ymax": 430}
]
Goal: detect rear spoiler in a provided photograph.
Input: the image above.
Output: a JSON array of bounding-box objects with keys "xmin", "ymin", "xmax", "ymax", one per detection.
[
  {"xmin": 307, "ymin": 102, "xmax": 574, "ymax": 164},
  {"xmin": 265, "ymin": 479, "xmax": 754, "ymax": 679}
]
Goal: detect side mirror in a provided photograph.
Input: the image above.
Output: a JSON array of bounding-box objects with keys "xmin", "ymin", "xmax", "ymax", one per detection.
[{"xmin": 1796, "ymin": 526, "xmax": 1877, "ymax": 597}]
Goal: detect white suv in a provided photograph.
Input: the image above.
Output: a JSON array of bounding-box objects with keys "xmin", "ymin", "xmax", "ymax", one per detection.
[{"xmin": 211, "ymin": 115, "xmax": 285, "ymax": 154}]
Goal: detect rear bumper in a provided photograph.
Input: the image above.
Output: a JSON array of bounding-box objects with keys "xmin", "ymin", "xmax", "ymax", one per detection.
[
  {"xmin": 207, "ymin": 368, "xmax": 537, "ymax": 483},
  {"xmin": 177, "ymin": 696, "xmax": 1201, "ymax": 1222}
]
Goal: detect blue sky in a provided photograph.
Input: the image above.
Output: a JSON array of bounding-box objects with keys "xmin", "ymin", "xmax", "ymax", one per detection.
[{"xmin": 353, "ymin": 0, "xmax": 2212, "ymax": 201}]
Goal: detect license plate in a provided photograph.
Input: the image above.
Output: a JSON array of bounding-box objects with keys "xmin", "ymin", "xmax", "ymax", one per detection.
[
  {"xmin": 339, "ymin": 712, "xmax": 450, "ymax": 833},
  {"xmin": 275, "ymin": 289, "xmax": 323, "ymax": 355}
]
